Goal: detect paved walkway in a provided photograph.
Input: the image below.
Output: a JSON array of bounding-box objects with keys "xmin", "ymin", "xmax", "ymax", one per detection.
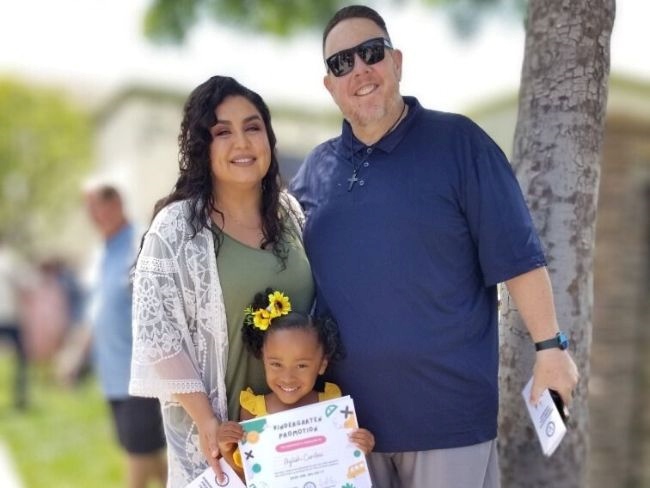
[{"xmin": 0, "ymin": 441, "xmax": 23, "ymax": 488}]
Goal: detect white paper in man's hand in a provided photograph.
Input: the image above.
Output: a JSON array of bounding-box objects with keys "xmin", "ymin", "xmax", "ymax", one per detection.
[{"xmin": 521, "ymin": 377, "xmax": 567, "ymax": 456}]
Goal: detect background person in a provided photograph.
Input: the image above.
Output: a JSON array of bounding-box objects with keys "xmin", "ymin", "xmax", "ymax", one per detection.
[
  {"xmin": 20, "ymin": 258, "xmax": 75, "ymax": 366},
  {"xmin": 128, "ymin": 76, "xmax": 313, "ymax": 487},
  {"xmin": 61, "ymin": 183, "xmax": 167, "ymax": 488},
  {"xmin": 0, "ymin": 234, "xmax": 31, "ymax": 410},
  {"xmin": 290, "ymin": 5, "xmax": 579, "ymax": 488}
]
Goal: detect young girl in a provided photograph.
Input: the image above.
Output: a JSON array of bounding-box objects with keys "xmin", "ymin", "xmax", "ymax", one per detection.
[{"xmin": 217, "ymin": 288, "xmax": 375, "ymax": 474}]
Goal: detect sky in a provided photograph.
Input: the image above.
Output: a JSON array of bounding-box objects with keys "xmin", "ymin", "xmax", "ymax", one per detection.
[{"xmin": 0, "ymin": 0, "xmax": 648, "ymax": 113}]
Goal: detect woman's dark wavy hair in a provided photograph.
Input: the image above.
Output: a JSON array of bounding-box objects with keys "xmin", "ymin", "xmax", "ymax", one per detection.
[
  {"xmin": 242, "ymin": 288, "xmax": 345, "ymax": 363},
  {"xmin": 151, "ymin": 75, "xmax": 287, "ymax": 261}
]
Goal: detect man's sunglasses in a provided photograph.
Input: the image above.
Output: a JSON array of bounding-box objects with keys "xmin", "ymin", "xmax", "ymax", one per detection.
[{"xmin": 325, "ymin": 37, "xmax": 393, "ymax": 77}]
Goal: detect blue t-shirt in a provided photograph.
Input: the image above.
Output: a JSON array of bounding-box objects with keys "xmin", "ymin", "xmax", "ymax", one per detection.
[
  {"xmin": 90, "ymin": 223, "xmax": 136, "ymax": 399},
  {"xmin": 290, "ymin": 97, "xmax": 546, "ymax": 452}
]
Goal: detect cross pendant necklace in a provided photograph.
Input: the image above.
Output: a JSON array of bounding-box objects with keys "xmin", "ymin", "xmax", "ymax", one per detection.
[
  {"xmin": 347, "ymin": 169, "xmax": 360, "ymax": 191},
  {"xmin": 346, "ymin": 102, "xmax": 407, "ymax": 192}
]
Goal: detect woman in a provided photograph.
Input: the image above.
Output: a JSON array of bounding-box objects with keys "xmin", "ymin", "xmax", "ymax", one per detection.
[{"xmin": 129, "ymin": 76, "xmax": 313, "ymax": 487}]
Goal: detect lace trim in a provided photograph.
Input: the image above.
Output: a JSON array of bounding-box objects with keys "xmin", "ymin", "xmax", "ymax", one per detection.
[
  {"xmin": 129, "ymin": 378, "xmax": 205, "ymax": 398},
  {"xmin": 138, "ymin": 255, "xmax": 177, "ymax": 274}
]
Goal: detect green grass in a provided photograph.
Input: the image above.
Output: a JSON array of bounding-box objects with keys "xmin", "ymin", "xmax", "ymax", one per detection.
[{"xmin": 0, "ymin": 351, "xmax": 124, "ymax": 488}]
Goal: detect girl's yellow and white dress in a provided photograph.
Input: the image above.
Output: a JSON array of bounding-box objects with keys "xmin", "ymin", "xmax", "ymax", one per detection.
[{"xmin": 239, "ymin": 382, "xmax": 342, "ymax": 416}]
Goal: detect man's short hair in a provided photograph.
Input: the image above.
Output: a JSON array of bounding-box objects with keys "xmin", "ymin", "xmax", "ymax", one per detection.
[
  {"xmin": 86, "ymin": 183, "xmax": 121, "ymax": 203},
  {"xmin": 322, "ymin": 5, "xmax": 391, "ymax": 52},
  {"xmin": 96, "ymin": 185, "xmax": 120, "ymax": 202}
]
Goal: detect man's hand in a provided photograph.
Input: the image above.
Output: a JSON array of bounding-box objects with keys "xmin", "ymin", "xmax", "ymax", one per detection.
[{"xmin": 530, "ymin": 348, "xmax": 579, "ymax": 407}]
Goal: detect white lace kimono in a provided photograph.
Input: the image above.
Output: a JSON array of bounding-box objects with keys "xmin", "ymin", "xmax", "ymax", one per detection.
[{"xmin": 129, "ymin": 194, "xmax": 303, "ymax": 487}]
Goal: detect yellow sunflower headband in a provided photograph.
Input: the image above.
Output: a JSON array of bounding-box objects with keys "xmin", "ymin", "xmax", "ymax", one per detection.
[{"xmin": 244, "ymin": 290, "xmax": 292, "ymax": 331}]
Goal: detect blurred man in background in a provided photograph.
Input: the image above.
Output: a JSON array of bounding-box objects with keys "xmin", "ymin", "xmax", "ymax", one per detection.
[{"xmin": 59, "ymin": 183, "xmax": 167, "ymax": 488}]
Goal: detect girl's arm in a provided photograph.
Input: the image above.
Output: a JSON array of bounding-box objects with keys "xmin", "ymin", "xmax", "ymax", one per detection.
[
  {"xmin": 349, "ymin": 428, "xmax": 375, "ymax": 454},
  {"xmin": 217, "ymin": 421, "xmax": 244, "ymax": 454},
  {"xmin": 239, "ymin": 406, "xmax": 255, "ymax": 421},
  {"xmin": 215, "ymin": 406, "xmax": 251, "ymax": 483}
]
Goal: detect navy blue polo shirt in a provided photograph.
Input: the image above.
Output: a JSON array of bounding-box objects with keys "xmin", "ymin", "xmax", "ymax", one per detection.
[{"xmin": 290, "ymin": 97, "xmax": 546, "ymax": 452}]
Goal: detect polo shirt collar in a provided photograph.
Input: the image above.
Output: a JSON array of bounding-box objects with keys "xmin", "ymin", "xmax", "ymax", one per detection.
[{"xmin": 341, "ymin": 96, "xmax": 421, "ymax": 155}]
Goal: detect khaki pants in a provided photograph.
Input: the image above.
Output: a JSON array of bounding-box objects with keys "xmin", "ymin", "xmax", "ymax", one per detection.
[{"xmin": 367, "ymin": 439, "xmax": 500, "ymax": 488}]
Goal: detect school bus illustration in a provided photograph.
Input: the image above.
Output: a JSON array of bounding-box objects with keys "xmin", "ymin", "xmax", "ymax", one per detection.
[{"xmin": 347, "ymin": 461, "xmax": 367, "ymax": 479}]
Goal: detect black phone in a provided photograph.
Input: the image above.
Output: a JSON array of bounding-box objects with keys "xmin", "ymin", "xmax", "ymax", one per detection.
[{"xmin": 549, "ymin": 389, "xmax": 569, "ymax": 424}]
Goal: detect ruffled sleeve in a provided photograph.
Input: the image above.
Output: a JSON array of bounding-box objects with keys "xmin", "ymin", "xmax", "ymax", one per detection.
[
  {"xmin": 128, "ymin": 202, "xmax": 230, "ymax": 488},
  {"xmin": 318, "ymin": 382, "xmax": 342, "ymax": 401},
  {"xmin": 240, "ymin": 388, "xmax": 268, "ymax": 417},
  {"xmin": 129, "ymin": 202, "xmax": 211, "ymax": 402}
]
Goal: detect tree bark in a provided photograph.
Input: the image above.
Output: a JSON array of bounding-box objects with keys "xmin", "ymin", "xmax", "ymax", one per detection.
[{"xmin": 498, "ymin": 1, "xmax": 615, "ymax": 487}]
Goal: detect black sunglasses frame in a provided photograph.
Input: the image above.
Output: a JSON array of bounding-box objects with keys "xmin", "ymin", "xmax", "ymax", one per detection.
[{"xmin": 325, "ymin": 37, "xmax": 393, "ymax": 77}]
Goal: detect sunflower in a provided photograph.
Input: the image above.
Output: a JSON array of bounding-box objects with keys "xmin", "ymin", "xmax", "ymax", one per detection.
[
  {"xmin": 252, "ymin": 308, "xmax": 272, "ymax": 330},
  {"xmin": 268, "ymin": 291, "xmax": 291, "ymax": 318}
]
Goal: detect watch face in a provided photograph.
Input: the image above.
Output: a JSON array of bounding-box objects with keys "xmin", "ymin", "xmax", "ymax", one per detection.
[{"xmin": 558, "ymin": 332, "xmax": 569, "ymax": 349}]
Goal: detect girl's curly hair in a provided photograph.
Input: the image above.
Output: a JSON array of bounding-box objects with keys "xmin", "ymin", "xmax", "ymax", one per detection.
[{"xmin": 242, "ymin": 288, "xmax": 345, "ymax": 362}]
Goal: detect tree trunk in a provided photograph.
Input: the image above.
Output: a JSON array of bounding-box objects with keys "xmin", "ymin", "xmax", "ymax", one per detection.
[{"xmin": 498, "ymin": 1, "xmax": 615, "ymax": 487}]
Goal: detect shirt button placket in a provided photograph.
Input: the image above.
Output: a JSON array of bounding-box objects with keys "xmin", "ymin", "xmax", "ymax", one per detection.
[{"xmin": 359, "ymin": 147, "xmax": 372, "ymax": 189}]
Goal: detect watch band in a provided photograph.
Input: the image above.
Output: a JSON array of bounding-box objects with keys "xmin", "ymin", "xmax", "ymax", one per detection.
[{"xmin": 535, "ymin": 331, "xmax": 569, "ymax": 351}]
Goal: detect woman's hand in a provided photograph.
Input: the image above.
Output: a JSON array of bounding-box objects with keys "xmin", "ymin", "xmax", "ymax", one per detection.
[
  {"xmin": 349, "ymin": 428, "xmax": 375, "ymax": 454},
  {"xmin": 174, "ymin": 392, "xmax": 226, "ymax": 483},
  {"xmin": 196, "ymin": 416, "xmax": 225, "ymax": 482}
]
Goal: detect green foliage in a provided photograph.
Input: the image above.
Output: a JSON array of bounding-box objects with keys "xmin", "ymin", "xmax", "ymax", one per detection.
[
  {"xmin": 145, "ymin": 0, "xmax": 349, "ymax": 43},
  {"xmin": 424, "ymin": 0, "xmax": 527, "ymax": 36},
  {"xmin": 0, "ymin": 355, "xmax": 124, "ymax": 487},
  {"xmin": 143, "ymin": 0, "xmax": 527, "ymax": 44},
  {"xmin": 0, "ymin": 78, "xmax": 92, "ymax": 246},
  {"xmin": 144, "ymin": 0, "xmax": 202, "ymax": 44}
]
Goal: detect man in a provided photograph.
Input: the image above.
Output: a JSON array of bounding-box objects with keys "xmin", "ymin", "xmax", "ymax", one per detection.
[
  {"xmin": 67, "ymin": 184, "xmax": 167, "ymax": 488},
  {"xmin": 290, "ymin": 5, "xmax": 579, "ymax": 488}
]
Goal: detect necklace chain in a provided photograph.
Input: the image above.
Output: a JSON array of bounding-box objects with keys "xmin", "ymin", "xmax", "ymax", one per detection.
[{"xmin": 347, "ymin": 102, "xmax": 407, "ymax": 192}]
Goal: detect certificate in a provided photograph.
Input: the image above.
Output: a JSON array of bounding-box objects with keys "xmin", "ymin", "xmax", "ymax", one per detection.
[
  {"xmin": 186, "ymin": 458, "xmax": 246, "ymax": 488},
  {"xmin": 237, "ymin": 395, "xmax": 372, "ymax": 488}
]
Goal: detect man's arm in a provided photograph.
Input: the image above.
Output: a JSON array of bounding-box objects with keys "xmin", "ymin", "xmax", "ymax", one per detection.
[
  {"xmin": 505, "ymin": 266, "xmax": 579, "ymax": 406},
  {"xmin": 55, "ymin": 324, "xmax": 92, "ymax": 387}
]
